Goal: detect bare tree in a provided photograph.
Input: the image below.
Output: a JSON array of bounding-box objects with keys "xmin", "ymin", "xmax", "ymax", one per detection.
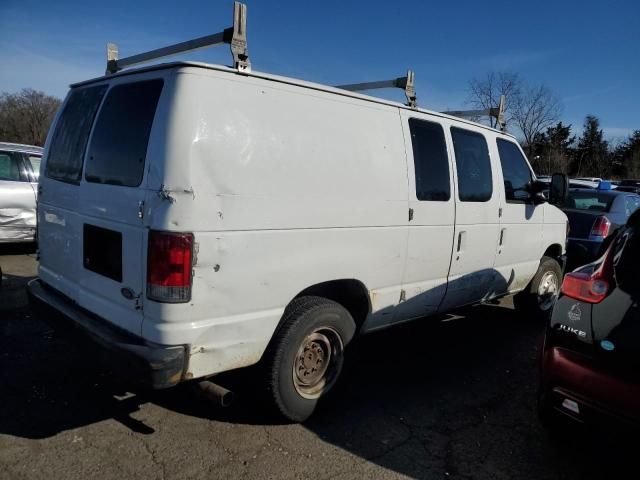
[
  {"xmin": 512, "ymin": 84, "xmax": 562, "ymax": 156},
  {"xmin": 467, "ymin": 72, "xmax": 562, "ymax": 156},
  {"xmin": 468, "ymin": 72, "xmax": 521, "ymax": 128},
  {"xmin": 0, "ymin": 89, "xmax": 61, "ymax": 146}
]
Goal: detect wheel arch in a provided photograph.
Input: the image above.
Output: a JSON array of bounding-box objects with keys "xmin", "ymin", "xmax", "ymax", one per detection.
[
  {"xmin": 543, "ymin": 243, "xmax": 563, "ymax": 262},
  {"xmin": 284, "ymin": 279, "xmax": 372, "ymax": 334}
]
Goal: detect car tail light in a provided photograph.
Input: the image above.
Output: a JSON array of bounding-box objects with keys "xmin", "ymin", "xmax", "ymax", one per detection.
[
  {"xmin": 590, "ymin": 216, "xmax": 611, "ymax": 238},
  {"xmin": 561, "ymin": 242, "xmax": 615, "ymax": 303},
  {"xmin": 147, "ymin": 230, "xmax": 193, "ymax": 303}
]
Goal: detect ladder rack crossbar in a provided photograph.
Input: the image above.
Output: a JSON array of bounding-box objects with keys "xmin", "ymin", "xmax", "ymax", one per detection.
[
  {"xmin": 441, "ymin": 95, "xmax": 506, "ymax": 131},
  {"xmin": 109, "ymin": 31, "xmax": 230, "ymax": 73},
  {"xmin": 334, "ymin": 70, "xmax": 417, "ymax": 108},
  {"xmin": 335, "ymin": 77, "xmax": 407, "ymax": 92},
  {"xmin": 106, "ymin": 1, "xmax": 249, "ymax": 74}
]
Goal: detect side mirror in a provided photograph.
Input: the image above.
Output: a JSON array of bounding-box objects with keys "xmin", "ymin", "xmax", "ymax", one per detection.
[
  {"xmin": 527, "ymin": 181, "xmax": 548, "ymax": 205},
  {"xmin": 548, "ymin": 173, "xmax": 568, "ymax": 205}
]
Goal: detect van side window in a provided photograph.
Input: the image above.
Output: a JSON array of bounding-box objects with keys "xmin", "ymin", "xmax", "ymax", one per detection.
[
  {"xmin": 408, "ymin": 118, "xmax": 450, "ymax": 201},
  {"xmin": 450, "ymin": 127, "xmax": 492, "ymax": 202},
  {"xmin": 496, "ymin": 139, "xmax": 532, "ymax": 203},
  {"xmin": 45, "ymin": 85, "xmax": 107, "ymax": 184},
  {"xmin": 85, "ymin": 79, "xmax": 163, "ymax": 187}
]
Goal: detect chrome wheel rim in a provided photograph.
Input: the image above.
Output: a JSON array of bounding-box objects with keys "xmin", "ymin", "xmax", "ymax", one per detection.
[
  {"xmin": 537, "ymin": 271, "xmax": 559, "ymax": 311},
  {"xmin": 292, "ymin": 328, "xmax": 344, "ymax": 399}
]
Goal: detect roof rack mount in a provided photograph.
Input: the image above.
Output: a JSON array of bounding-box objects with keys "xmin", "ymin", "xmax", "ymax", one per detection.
[
  {"xmin": 441, "ymin": 95, "xmax": 506, "ymax": 131},
  {"xmin": 106, "ymin": 1, "xmax": 249, "ymax": 75},
  {"xmin": 335, "ymin": 70, "xmax": 417, "ymax": 108}
]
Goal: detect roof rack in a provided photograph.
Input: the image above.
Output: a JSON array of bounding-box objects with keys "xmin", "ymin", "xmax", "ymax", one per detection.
[
  {"xmin": 106, "ymin": 1, "xmax": 250, "ymax": 75},
  {"xmin": 335, "ymin": 70, "xmax": 417, "ymax": 108},
  {"xmin": 441, "ymin": 95, "xmax": 506, "ymax": 131}
]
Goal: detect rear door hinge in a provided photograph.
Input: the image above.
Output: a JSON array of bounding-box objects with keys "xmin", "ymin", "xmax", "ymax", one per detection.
[
  {"xmin": 409, "ymin": 208, "xmax": 414, "ymax": 221},
  {"xmin": 137, "ymin": 201, "xmax": 145, "ymax": 220},
  {"xmin": 134, "ymin": 293, "xmax": 143, "ymax": 311}
]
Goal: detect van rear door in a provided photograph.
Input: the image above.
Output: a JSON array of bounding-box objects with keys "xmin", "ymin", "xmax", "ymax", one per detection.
[{"xmin": 38, "ymin": 76, "xmax": 165, "ymax": 336}]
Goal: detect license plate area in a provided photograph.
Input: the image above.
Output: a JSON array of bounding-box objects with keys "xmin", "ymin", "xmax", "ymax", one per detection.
[{"xmin": 83, "ymin": 224, "xmax": 123, "ymax": 282}]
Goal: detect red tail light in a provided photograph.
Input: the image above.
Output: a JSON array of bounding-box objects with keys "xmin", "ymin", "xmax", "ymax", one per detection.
[
  {"xmin": 561, "ymin": 242, "xmax": 615, "ymax": 303},
  {"xmin": 147, "ymin": 230, "xmax": 193, "ymax": 303},
  {"xmin": 590, "ymin": 216, "xmax": 611, "ymax": 238}
]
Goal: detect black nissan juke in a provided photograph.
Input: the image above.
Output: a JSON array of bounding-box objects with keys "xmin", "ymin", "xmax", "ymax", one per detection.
[{"xmin": 539, "ymin": 209, "xmax": 640, "ymax": 429}]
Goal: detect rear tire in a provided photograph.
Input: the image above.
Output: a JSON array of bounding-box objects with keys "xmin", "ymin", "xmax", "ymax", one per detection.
[
  {"xmin": 261, "ymin": 296, "xmax": 356, "ymax": 422},
  {"xmin": 514, "ymin": 256, "xmax": 562, "ymax": 320}
]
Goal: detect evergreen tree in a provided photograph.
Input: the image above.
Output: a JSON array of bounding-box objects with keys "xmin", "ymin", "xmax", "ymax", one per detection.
[
  {"xmin": 531, "ymin": 122, "xmax": 575, "ymax": 174},
  {"xmin": 615, "ymin": 130, "xmax": 640, "ymax": 178},
  {"xmin": 573, "ymin": 115, "xmax": 610, "ymax": 177}
]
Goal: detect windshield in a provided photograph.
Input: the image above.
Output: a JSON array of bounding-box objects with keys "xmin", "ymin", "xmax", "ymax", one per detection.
[{"xmin": 564, "ymin": 190, "xmax": 615, "ymax": 212}]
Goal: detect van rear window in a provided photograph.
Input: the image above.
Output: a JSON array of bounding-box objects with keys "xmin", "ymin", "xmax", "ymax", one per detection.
[
  {"xmin": 45, "ymin": 85, "xmax": 107, "ymax": 184},
  {"xmin": 85, "ymin": 80, "xmax": 163, "ymax": 187}
]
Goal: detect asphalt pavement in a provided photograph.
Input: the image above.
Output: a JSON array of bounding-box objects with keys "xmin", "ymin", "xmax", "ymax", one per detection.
[{"xmin": 0, "ymin": 245, "xmax": 634, "ymax": 479}]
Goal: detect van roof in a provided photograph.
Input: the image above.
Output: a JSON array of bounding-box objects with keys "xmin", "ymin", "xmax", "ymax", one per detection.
[{"xmin": 71, "ymin": 61, "xmax": 517, "ymax": 139}]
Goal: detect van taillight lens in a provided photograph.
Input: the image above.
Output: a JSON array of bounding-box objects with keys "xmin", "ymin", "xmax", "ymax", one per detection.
[
  {"xmin": 590, "ymin": 216, "xmax": 611, "ymax": 238},
  {"xmin": 561, "ymin": 242, "xmax": 615, "ymax": 303},
  {"xmin": 147, "ymin": 230, "xmax": 193, "ymax": 303}
]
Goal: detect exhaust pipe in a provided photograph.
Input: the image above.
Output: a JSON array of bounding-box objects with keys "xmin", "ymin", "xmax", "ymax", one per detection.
[{"xmin": 195, "ymin": 380, "xmax": 234, "ymax": 407}]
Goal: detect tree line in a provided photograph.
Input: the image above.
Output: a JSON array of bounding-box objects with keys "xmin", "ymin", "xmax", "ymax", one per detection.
[
  {"xmin": 0, "ymin": 89, "xmax": 61, "ymax": 147},
  {"xmin": 1, "ymin": 80, "xmax": 638, "ymax": 180},
  {"xmin": 468, "ymin": 71, "xmax": 639, "ymax": 179}
]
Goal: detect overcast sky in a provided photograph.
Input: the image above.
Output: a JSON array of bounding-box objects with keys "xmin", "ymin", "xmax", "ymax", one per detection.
[{"xmin": 1, "ymin": 0, "xmax": 638, "ymax": 141}]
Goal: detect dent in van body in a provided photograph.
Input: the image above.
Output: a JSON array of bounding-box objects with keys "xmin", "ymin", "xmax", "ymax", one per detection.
[{"xmin": 140, "ymin": 67, "xmax": 411, "ymax": 361}]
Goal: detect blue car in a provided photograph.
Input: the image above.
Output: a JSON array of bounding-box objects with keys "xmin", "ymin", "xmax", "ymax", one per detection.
[{"xmin": 563, "ymin": 184, "xmax": 640, "ymax": 269}]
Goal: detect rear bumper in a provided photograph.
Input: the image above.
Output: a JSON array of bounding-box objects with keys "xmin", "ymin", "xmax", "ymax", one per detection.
[
  {"xmin": 27, "ymin": 279, "xmax": 188, "ymax": 389},
  {"xmin": 541, "ymin": 346, "xmax": 640, "ymax": 427}
]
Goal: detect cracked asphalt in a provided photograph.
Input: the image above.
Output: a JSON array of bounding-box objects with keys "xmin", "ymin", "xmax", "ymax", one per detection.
[{"xmin": 0, "ymin": 246, "xmax": 635, "ymax": 480}]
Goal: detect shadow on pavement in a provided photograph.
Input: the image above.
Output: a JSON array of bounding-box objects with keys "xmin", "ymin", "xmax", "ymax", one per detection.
[{"xmin": 0, "ymin": 298, "xmax": 635, "ymax": 479}]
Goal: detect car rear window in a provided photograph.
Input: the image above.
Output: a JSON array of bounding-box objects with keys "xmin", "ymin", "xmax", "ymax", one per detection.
[
  {"xmin": 45, "ymin": 85, "xmax": 108, "ymax": 184},
  {"xmin": 85, "ymin": 79, "xmax": 163, "ymax": 187},
  {"xmin": 565, "ymin": 191, "xmax": 615, "ymax": 212}
]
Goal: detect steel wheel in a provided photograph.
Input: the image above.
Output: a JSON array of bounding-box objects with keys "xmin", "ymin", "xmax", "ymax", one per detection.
[
  {"xmin": 292, "ymin": 327, "xmax": 344, "ymax": 399},
  {"xmin": 537, "ymin": 270, "xmax": 559, "ymax": 311}
]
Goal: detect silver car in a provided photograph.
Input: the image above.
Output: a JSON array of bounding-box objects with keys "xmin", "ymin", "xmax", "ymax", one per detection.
[{"xmin": 0, "ymin": 142, "xmax": 43, "ymax": 243}]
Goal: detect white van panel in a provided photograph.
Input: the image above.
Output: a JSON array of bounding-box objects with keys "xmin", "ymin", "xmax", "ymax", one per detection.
[{"xmin": 139, "ymin": 68, "xmax": 410, "ymax": 371}]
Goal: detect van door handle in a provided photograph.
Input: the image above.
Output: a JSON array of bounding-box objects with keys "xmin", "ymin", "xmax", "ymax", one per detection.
[
  {"xmin": 455, "ymin": 231, "xmax": 466, "ymax": 261},
  {"xmin": 456, "ymin": 231, "xmax": 466, "ymax": 253},
  {"xmin": 499, "ymin": 228, "xmax": 506, "ymax": 246}
]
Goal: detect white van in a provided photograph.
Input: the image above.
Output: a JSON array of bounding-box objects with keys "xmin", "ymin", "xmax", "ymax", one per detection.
[{"xmin": 28, "ymin": 13, "xmax": 568, "ymax": 421}]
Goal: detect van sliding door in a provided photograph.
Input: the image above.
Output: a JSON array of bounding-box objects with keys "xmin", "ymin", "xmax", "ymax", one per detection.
[
  {"xmin": 439, "ymin": 126, "xmax": 502, "ymax": 310},
  {"xmin": 393, "ymin": 113, "xmax": 456, "ymax": 322}
]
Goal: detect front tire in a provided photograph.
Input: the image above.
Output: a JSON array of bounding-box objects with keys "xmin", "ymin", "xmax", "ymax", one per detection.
[
  {"xmin": 514, "ymin": 256, "xmax": 562, "ymax": 320},
  {"xmin": 262, "ymin": 296, "xmax": 356, "ymax": 422}
]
